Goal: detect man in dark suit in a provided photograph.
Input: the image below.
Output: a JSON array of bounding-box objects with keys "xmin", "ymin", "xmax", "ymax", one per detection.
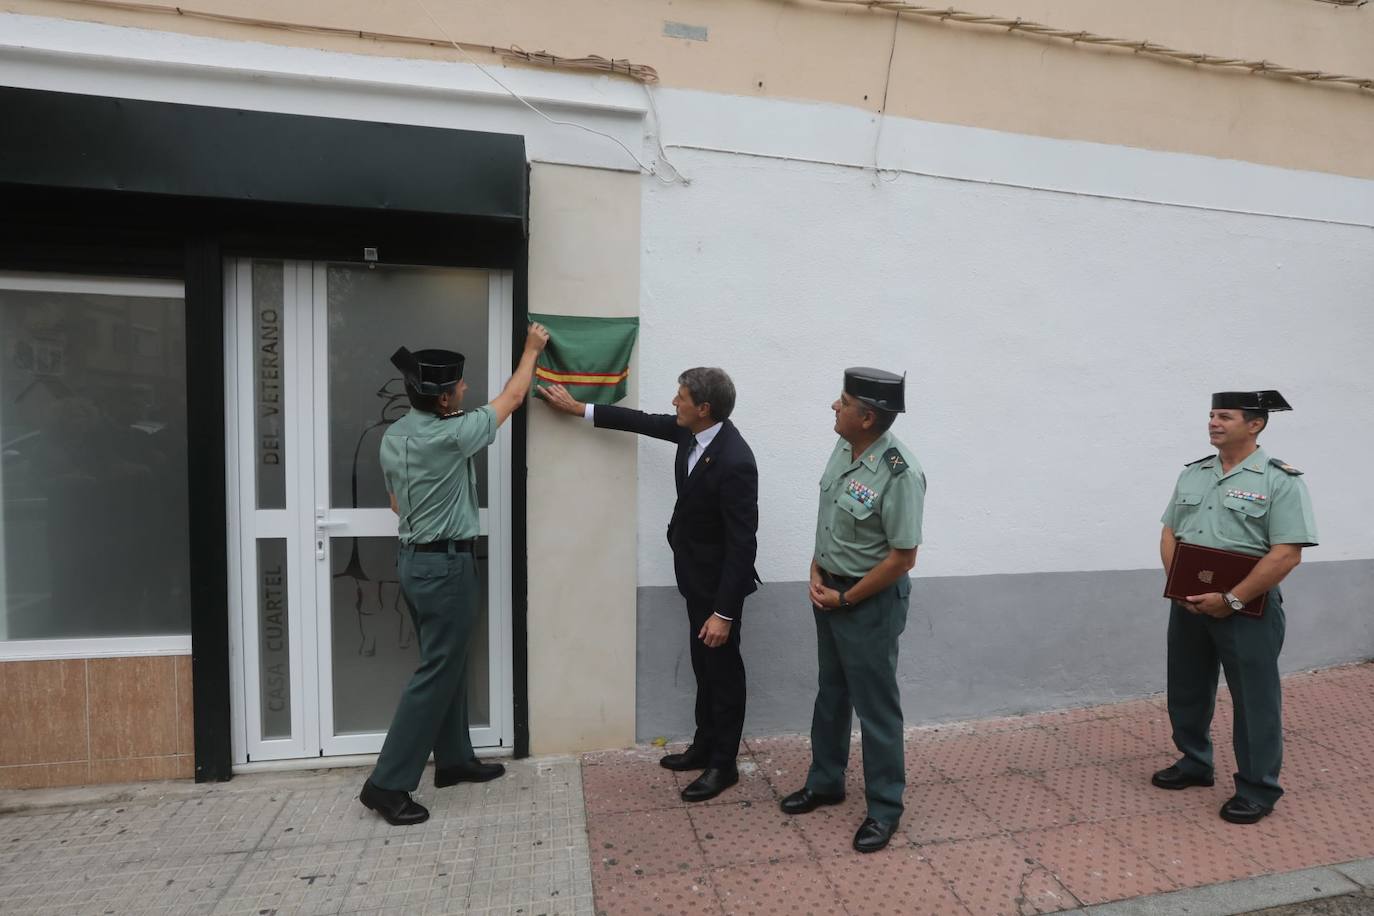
[{"xmin": 538, "ymin": 368, "xmax": 759, "ymax": 801}]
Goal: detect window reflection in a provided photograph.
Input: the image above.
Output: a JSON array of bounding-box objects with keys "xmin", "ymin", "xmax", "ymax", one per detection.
[{"xmin": 0, "ymin": 279, "xmax": 191, "ymax": 641}]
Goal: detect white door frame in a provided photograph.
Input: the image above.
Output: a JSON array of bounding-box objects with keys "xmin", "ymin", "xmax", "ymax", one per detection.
[{"xmin": 225, "ymin": 259, "xmax": 514, "ymax": 765}]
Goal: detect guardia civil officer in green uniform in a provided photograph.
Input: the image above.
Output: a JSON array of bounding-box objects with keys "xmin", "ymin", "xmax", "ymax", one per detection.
[
  {"xmin": 780, "ymin": 368, "xmax": 925, "ymax": 853},
  {"xmin": 360, "ymin": 323, "xmax": 548, "ymax": 827},
  {"xmin": 1154, "ymin": 389, "xmax": 1317, "ymax": 825}
]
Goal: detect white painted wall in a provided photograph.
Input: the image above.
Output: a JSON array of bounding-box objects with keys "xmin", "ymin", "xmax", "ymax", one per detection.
[{"xmin": 637, "ymin": 92, "xmax": 1374, "ymax": 585}]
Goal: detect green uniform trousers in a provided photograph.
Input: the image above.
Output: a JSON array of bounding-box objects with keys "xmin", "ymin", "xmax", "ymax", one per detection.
[
  {"xmin": 371, "ymin": 545, "xmax": 480, "ymax": 792},
  {"xmin": 806, "ymin": 576, "xmax": 911, "ymax": 823},
  {"xmin": 1167, "ymin": 589, "xmax": 1286, "ymax": 808}
]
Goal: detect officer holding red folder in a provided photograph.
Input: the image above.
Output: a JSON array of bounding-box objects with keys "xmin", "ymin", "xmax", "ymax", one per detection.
[{"xmin": 1155, "ymin": 390, "xmax": 1317, "ymax": 824}]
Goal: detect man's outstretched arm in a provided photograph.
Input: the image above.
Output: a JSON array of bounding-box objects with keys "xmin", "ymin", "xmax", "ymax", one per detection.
[
  {"xmin": 537, "ymin": 383, "xmax": 679, "ymax": 442},
  {"xmin": 488, "ymin": 323, "xmax": 550, "ymax": 425}
]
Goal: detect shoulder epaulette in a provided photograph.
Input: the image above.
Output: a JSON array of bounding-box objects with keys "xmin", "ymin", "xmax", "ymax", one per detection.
[
  {"xmin": 1184, "ymin": 455, "xmax": 1212, "ymax": 466},
  {"xmin": 1269, "ymin": 457, "xmax": 1303, "ymax": 475},
  {"xmin": 883, "ymin": 447, "xmax": 909, "ymax": 475}
]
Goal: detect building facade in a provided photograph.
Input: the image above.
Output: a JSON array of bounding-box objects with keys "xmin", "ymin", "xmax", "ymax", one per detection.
[{"xmin": 1, "ymin": 0, "xmax": 1371, "ymax": 788}]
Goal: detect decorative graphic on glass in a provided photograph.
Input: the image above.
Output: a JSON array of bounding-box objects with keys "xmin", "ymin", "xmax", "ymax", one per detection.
[
  {"xmin": 321, "ymin": 264, "xmax": 494, "ymax": 738},
  {"xmin": 330, "ymin": 536, "xmax": 490, "ymax": 735},
  {"xmin": 324, "ymin": 264, "xmax": 490, "ymax": 510}
]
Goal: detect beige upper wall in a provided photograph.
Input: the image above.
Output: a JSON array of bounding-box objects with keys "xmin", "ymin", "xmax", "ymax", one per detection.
[
  {"xmin": 524, "ymin": 163, "xmax": 641, "ymax": 754},
  {"xmin": 9, "ymin": 0, "xmax": 1372, "ymax": 174}
]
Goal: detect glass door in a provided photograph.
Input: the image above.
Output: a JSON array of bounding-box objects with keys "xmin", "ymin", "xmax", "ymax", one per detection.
[{"xmin": 226, "ymin": 259, "xmax": 512, "ymax": 764}]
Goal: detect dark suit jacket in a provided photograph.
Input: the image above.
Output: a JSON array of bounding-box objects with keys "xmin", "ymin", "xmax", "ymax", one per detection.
[{"xmin": 594, "ymin": 405, "xmax": 760, "ymax": 618}]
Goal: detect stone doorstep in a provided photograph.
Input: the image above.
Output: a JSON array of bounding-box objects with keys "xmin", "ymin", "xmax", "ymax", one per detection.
[{"xmin": 0, "ymin": 764, "xmax": 369, "ymax": 817}]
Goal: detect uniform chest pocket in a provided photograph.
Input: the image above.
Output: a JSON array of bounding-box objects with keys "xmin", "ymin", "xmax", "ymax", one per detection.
[
  {"xmin": 1173, "ymin": 492, "xmax": 1203, "ymax": 521},
  {"xmin": 1222, "ymin": 496, "xmax": 1268, "ymax": 519},
  {"xmin": 835, "ymin": 489, "xmax": 877, "ymax": 541}
]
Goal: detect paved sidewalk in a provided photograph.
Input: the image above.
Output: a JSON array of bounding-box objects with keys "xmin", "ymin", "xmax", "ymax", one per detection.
[
  {"xmin": 583, "ymin": 663, "xmax": 1374, "ymax": 915},
  {"xmin": 0, "ymin": 662, "xmax": 1369, "ymax": 915},
  {"xmin": 0, "ymin": 757, "xmax": 592, "ymax": 915}
]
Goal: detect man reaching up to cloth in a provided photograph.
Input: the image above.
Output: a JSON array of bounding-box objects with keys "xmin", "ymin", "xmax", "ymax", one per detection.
[
  {"xmin": 538, "ymin": 366, "xmax": 759, "ymax": 804},
  {"xmin": 360, "ymin": 323, "xmax": 548, "ymax": 827}
]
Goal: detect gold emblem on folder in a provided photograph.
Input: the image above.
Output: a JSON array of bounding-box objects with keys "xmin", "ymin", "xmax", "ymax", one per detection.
[{"xmin": 1197, "ymin": 570, "xmax": 1214, "ymax": 585}]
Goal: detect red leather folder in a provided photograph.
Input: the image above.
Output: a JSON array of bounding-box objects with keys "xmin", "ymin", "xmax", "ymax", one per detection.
[{"xmin": 1164, "ymin": 542, "xmax": 1266, "ymax": 618}]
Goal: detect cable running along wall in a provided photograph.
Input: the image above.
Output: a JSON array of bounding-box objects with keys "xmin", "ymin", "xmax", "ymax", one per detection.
[
  {"xmin": 818, "ymin": 0, "xmax": 1373, "ymax": 93},
  {"xmin": 41, "ymin": 0, "xmax": 660, "ymax": 82},
  {"xmin": 43, "ymin": 0, "xmax": 1374, "ymax": 94}
]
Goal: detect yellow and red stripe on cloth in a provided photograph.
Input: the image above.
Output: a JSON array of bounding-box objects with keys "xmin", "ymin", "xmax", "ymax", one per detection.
[{"xmin": 534, "ymin": 366, "xmax": 630, "ymax": 386}]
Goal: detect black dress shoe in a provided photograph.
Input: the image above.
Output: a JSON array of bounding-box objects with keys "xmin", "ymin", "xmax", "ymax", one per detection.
[
  {"xmin": 779, "ymin": 787, "xmax": 846, "ymax": 815},
  {"xmin": 1220, "ymin": 796, "xmax": 1272, "ymax": 824},
  {"xmin": 360, "ymin": 779, "xmax": 430, "ymax": 826},
  {"xmin": 852, "ymin": 817, "xmax": 899, "ymax": 853},
  {"xmin": 435, "ymin": 760, "xmax": 506, "ymax": 788},
  {"xmin": 1151, "ymin": 765, "xmax": 1215, "ymax": 790},
  {"xmin": 680, "ymin": 767, "xmax": 738, "ymax": 802},
  {"xmin": 660, "ymin": 747, "xmax": 711, "ymax": 771}
]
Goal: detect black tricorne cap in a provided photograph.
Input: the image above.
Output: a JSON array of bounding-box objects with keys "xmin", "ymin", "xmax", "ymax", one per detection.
[
  {"xmin": 1211, "ymin": 390, "xmax": 1292, "ymax": 412},
  {"xmin": 391, "ymin": 347, "xmax": 465, "ymax": 396},
  {"xmin": 844, "ymin": 367, "xmax": 906, "ymax": 414}
]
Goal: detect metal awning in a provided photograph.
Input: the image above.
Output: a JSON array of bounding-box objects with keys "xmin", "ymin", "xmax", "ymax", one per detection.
[{"xmin": 0, "ymin": 86, "xmax": 528, "ymax": 227}]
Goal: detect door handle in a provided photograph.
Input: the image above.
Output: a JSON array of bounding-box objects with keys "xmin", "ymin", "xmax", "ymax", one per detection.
[
  {"xmin": 315, "ymin": 510, "xmax": 346, "ymax": 560},
  {"xmin": 315, "ymin": 508, "xmax": 347, "ymax": 530}
]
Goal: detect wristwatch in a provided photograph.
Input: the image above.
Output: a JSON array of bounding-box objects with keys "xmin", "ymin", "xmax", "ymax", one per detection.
[
  {"xmin": 1223, "ymin": 592, "xmax": 1246, "ymax": 612},
  {"xmin": 837, "ymin": 590, "xmax": 851, "ymax": 610}
]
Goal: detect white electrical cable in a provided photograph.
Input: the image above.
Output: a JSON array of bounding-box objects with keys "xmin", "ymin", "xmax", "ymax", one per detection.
[
  {"xmin": 642, "ymin": 83, "xmax": 692, "ymax": 186},
  {"xmin": 410, "ymin": 0, "xmax": 689, "ymax": 185}
]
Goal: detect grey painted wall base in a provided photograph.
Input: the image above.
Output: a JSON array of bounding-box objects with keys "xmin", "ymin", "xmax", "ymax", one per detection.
[{"xmin": 634, "ymin": 559, "xmax": 1374, "ymax": 742}]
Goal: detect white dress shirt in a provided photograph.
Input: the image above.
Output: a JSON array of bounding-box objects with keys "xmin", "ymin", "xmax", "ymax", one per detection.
[{"xmin": 686, "ymin": 421, "xmax": 722, "ymax": 476}]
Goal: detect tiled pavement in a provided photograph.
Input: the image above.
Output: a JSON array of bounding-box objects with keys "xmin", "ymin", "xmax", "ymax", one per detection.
[
  {"xmin": 0, "ymin": 757, "xmax": 593, "ymax": 915},
  {"xmin": 0, "ymin": 664, "xmax": 1371, "ymax": 915},
  {"xmin": 583, "ymin": 663, "xmax": 1374, "ymax": 915}
]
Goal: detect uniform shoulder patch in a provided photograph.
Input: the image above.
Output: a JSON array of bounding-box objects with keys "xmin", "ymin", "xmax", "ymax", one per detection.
[
  {"xmin": 1184, "ymin": 455, "xmax": 1212, "ymax": 466},
  {"xmin": 883, "ymin": 447, "xmax": 909, "ymax": 475},
  {"xmin": 1269, "ymin": 457, "xmax": 1303, "ymax": 475}
]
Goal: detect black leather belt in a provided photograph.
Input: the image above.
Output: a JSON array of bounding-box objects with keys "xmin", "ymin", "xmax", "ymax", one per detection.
[
  {"xmin": 820, "ymin": 569, "xmax": 861, "ymax": 589},
  {"xmin": 410, "ymin": 538, "xmax": 477, "ymax": 554}
]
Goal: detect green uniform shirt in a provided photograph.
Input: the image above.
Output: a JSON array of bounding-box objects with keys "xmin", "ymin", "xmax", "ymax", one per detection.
[
  {"xmin": 381, "ymin": 406, "xmax": 497, "ymax": 545},
  {"xmin": 814, "ymin": 431, "xmax": 926, "ymax": 577},
  {"xmin": 1161, "ymin": 446, "xmax": 1318, "ymax": 557}
]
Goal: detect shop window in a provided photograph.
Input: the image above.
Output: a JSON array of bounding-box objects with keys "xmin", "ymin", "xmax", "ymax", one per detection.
[{"xmin": 0, "ymin": 273, "xmax": 191, "ymax": 643}]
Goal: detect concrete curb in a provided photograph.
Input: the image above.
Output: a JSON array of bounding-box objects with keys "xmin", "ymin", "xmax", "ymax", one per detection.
[
  {"xmin": 1332, "ymin": 859, "xmax": 1374, "ymax": 888},
  {"xmin": 1055, "ymin": 858, "xmax": 1374, "ymax": 915}
]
